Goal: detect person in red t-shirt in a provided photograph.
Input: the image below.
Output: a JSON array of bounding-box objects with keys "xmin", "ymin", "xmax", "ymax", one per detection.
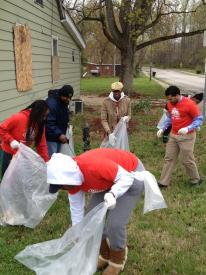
[
  {"xmin": 47, "ymin": 148, "xmax": 146, "ymax": 275},
  {"xmin": 157, "ymin": 86, "xmax": 203, "ymax": 187},
  {"xmin": 0, "ymin": 100, "xmax": 49, "ymax": 176}
]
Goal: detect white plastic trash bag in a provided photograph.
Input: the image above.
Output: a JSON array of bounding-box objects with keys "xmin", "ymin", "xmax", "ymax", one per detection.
[
  {"xmin": 15, "ymin": 203, "xmax": 107, "ymax": 275},
  {"xmin": 0, "ymin": 144, "xmax": 57, "ymax": 228},
  {"xmin": 133, "ymin": 171, "xmax": 167, "ymax": 214},
  {"xmin": 100, "ymin": 118, "xmax": 129, "ymax": 150},
  {"xmin": 60, "ymin": 126, "xmax": 75, "ymax": 157}
]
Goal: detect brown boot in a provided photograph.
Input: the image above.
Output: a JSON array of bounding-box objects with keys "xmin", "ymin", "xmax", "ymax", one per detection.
[
  {"xmin": 97, "ymin": 239, "xmax": 110, "ymax": 270},
  {"xmin": 102, "ymin": 247, "xmax": 128, "ymax": 275}
]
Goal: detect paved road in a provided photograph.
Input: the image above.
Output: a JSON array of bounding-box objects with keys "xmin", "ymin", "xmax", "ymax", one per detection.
[{"xmin": 144, "ymin": 67, "xmax": 205, "ymax": 95}]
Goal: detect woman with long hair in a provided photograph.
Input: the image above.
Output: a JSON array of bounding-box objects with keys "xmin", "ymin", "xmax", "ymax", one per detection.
[{"xmin": 0, "ymin": 100, "xmax": 49, "ymax": 176}]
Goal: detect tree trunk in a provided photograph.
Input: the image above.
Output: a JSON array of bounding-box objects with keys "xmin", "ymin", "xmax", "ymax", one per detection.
[{"xmin": 120, "ymin": 45, "xmax": 135, "ymax": 95}]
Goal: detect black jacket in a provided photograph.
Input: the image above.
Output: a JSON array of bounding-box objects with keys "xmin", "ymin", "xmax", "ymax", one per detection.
[{"xmin": 45, "ymin": 89, "xmax": 69, "ymax": 142}]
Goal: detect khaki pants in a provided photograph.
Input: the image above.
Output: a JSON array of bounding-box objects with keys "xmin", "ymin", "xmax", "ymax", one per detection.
[{"xmin": 159, "ymin": 132, "xmax": 200, "ymax": 186}]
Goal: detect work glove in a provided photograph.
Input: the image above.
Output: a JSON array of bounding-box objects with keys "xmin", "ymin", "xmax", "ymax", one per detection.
[
  {"xmin": 157, "ymin": 129, "xmax": 164, "ymax": 138},
  {"xmin": 104, "ymin": 192, "xmax": 116, "ymax": 209},
  {"xmin": 109, "ymin": 133, "xmax": 117, "ymax": 146},
  {"xmin": 10, "ymin": 140, "xmax": 20, "ymax": 149},
  {"xmin": 178, "ymin": 127, "xmax": 188, "ymax": 135},
  {"xmin": 122, "ymin": 116, "xmax": 129, "ymax": 123},
  {"xmin": 196, "ymin": 127, "xmax": 201, "ymax": 132}
]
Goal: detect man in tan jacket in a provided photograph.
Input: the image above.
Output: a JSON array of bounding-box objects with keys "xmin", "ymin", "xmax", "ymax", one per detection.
[{"xmin": 101, "ymin": 82, "xmax": 131, "ymax": 144}]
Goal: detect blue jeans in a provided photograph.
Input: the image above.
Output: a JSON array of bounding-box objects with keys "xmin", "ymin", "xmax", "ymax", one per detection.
[{"xmin": 47, "ymin": 141, "xmax": 61, "ymax": 157}]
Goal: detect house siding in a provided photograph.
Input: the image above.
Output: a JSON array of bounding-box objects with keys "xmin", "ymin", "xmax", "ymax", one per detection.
[{"xmin": 0, "ymin": 0, "xmax": 82, "ymax": 121}]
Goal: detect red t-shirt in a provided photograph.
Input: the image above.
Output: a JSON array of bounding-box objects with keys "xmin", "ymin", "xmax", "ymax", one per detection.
[
  {"xmin": 0, "ymin": 110, "xmax": 49, "ymax": 162},
  {"xmin": 69, "ymin": 148, "xmax": 138, "ymax": 194},
  {"xmin": 167, "ymin": 97, "xmax": 200, "ymax": 135}
]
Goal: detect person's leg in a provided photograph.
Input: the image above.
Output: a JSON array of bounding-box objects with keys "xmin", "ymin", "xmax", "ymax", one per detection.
[
  {"xmin": 1, "ymin": 151, "xmax": 12, "ymax": 177},
  {"xmin": 178, "ymin": 132, "xmax": 200, "ymax": 184},
  {"xmin": 159, "ymin": 134, "xmax": 179, "ymax": 186},
  {"xmin": 46, "ymin": 141, "xmax": 61, "ymax": 157}
]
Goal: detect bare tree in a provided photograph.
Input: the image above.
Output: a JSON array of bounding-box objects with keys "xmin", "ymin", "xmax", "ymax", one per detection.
[{"xmin": 64, "ymin": 0, "xmax": 206, "ymax": 93}]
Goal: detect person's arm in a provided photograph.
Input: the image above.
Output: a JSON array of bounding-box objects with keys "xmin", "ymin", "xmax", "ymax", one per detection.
[
  {"xmin": 187, "ymin": 115, "xmax": 203, "ymax": 131},
  {"xmin": 68, "ymin": 191, "xmax": 85, "ymax": 225},
  {"xmin": 162, "ymin": 114, "xmax": 172, "ymax": 130},
  {"xmin": 110, "ymin": 165, "xmax": 135, "ymax": 199},
  {"xmin": 101, "ymin": 100, "xmax": 111, "ymax": 134},
  {"xmin": 36, "ymin": 128, "xmax": 49, "ymax": 162},
  {"xmin": 127, "ymin": 99, "xmax": 132, "ymax": 121},
  {"xmin": 0, "ymin": 115, "xmax": 18, "ymax": 144}
]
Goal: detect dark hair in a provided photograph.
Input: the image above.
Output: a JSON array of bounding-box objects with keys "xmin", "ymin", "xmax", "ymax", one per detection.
[
  {"xmin": 165, "ymin": 86, "xmax": 180, "ymax": 96},
  {"xmin": 24, "ymin": 100, "xmax": 48, "ymax": 146},
  {"xmin": 191, "ymin": 93, "xmax": 203, "ymax": 103}
]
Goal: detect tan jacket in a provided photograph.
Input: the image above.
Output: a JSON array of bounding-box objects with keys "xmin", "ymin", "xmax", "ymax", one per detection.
[{"xmin": 101, "ymin": 96, "xmax": 131, "ymax": 133}]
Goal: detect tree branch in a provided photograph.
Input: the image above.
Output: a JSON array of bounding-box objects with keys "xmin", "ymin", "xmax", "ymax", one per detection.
[{"xmin": 136, "ymin": 28, "xmax": 206, "ymax": 50}]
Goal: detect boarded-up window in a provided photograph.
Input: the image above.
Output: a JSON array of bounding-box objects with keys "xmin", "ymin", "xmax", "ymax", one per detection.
[
  {"xmin": 52, "ymin": 36, "xmax": 59, "ymax": 82},
  {"xmin": 13, "ymin": 24, "xmax": 32, "ymax": 92}
]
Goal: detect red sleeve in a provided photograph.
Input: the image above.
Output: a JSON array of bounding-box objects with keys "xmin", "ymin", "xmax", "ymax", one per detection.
[
  {"xmin": 0, "ymin": 114, "xmax": 19, "ymax": 144},
  {"xmin": 36, "ymin": 128, "xmax": 49, "ymax": 162}
]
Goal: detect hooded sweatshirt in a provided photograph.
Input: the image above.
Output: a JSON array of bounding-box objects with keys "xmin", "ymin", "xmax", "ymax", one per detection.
[
  {"xmin": 101, "ymin": 92, "xmax": 131, "ymax": 133},
  {"xmin": 0, "ymin": 110, "xmax": 49, "ymax": 162},
  {"xmin": 45, "ymin": 89, "xmax": 69, "ymax": 142}
]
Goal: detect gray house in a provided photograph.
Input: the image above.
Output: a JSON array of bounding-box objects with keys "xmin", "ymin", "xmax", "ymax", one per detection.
[{"xmin": 0, "ymin": 0, "xmax": 85, "ymax": 121}]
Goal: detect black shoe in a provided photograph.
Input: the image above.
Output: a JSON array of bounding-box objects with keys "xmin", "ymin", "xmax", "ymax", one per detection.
[
  {"xmin": 158, "ymin": 182, "xmax": 167, "ymax": 188},
  {"xmin": 190, "ymin": 178, "xmax": 203, "ymax": 186}
]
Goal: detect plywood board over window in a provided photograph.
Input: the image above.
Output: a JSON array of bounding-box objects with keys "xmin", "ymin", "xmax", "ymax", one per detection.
[{"xmin": 13, "ymin": 24, "xmax": 32, "ymax": 92}]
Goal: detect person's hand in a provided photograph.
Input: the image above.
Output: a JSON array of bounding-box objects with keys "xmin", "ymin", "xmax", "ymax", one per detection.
[
  {"xmin": 109, "ymin": 133, "xmax": 117, "ymax": 146},
  {"xmin": 196, "ymin": 127, "xmax": 201, "ymax": 132},
  {"xmin": 157, "ymin": 129, "xmax": 164, "ymax": 138},
  {"xmin": 178, "ymin": 127, "xmax": 188, "ymax": 135},
  {"xmin": 59, "ymin": 134, "xmax": 68, "ymax": 144},
  {"xmin": 104, "ymin": 192, "xmax": 116, "ymax": 209},
  {"xmin": 10, "ymin": 140, "xmax": 20, "ymax": 149},
  {"xmin": 122, "ymin": 116, "xmax": 129, "ymax": 123}
]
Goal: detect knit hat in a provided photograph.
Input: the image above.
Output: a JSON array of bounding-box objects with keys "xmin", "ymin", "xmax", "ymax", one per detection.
[
  {"xmin": 47, "ymin": 153, "xmax": 83, "ymax": 193},
  {"xmin": 59, "ymin": 85, "xmax": 74, "ymax": 97},
  {"xmin": 111, "ymin": 82, "xmax": 123, "ymax": 91}
]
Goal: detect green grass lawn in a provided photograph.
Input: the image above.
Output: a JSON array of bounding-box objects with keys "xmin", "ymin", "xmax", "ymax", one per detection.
[
  {"xmin": 0, "ymin": 78, "xmax": 206, "ymax": 275},
  {"xmin": 81, "ymin": 75, "xmax": 164, "ymax": 98}
]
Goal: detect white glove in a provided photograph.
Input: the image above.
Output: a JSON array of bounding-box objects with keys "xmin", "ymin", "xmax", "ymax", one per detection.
[
  {"xmin": 196, "ymin": 127, "xmax": 200, "ymax": 132},
  {"xmin": 104, "ymin": 192, "xmax": 116, "ymax": 209},
  {"xmin": 10, "ymin": 140, "xmax": 20, "ymax": 149},
  {"xmin": 178, "ymin": 127, "xmax": 188, "ymax": 135},
  {"xmin": 109, "ymin": 133, "xmax": 117, "ymax": 146},
  {"xmin": 157, "ymin": 129, "xmax": 164, "ymax": 138},
  {"xmin": 122, "ymin": 116, "xmax": 129, "ymax": 123}
]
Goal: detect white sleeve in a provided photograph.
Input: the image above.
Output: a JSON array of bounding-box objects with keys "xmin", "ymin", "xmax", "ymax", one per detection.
[
  {"xmin": 68, "ymin": 191, "xmax": 85, "ymax": 225},
  {"xmin": 110, "ymin": 165, "xmax": 135, "ymax": 199}
]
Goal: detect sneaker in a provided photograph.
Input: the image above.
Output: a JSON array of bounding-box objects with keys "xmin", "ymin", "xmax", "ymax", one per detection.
[
  {"xmin": 190, "ymin": 178, "xmax": 203, "ymax": 186},
  {"xmin": 158, "ymin": 182, "xmax": 168, "ymax": 188}
]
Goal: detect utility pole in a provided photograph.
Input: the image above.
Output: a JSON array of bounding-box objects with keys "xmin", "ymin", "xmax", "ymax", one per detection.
[
  {"xmin": 113, "ymin": 46, "xmax": 116, "ymax": 77},
  {"xmin": 203, "ymin": 31, "xmax": 206, "ymax": 118}
]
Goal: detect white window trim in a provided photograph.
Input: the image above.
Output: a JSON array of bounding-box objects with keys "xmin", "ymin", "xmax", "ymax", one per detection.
[{"xmin": 51, "ymin": 35, "xmax": 59, "ymax": 57}]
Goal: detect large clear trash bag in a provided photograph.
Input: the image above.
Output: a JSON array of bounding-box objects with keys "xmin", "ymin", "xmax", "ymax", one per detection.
[
  {"xmin": 100, "ymin": 118, "xmax": 129, "ymax": 150},
  {"xmin": 133, "ymin": 171, "xmax": 167, "ymax": 214},
  {"xmin": 15, "ymin": 203, "xmax": 107, "ymax": 275},
  {"xmin": 60, "ymin": 126, "xmax": 75, "ymax": 157},
  {"xmin": 0, "ymin": 144, "xmax": 57, "ymax": 228},
  {"xmin": 157, "ymin": 111, "xmax": 167, "ymax": 129}
]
